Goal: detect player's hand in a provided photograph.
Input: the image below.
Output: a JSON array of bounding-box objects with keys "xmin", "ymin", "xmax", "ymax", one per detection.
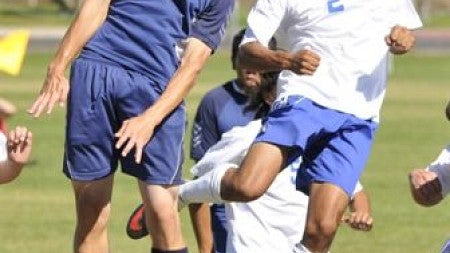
[
  {"xmin": 408, "ymin": 168, "xmax": 443, "ymax": 206},
  {"xmin": 342, "ymin": 211, "xmax": 373, "ymax": 232},
  {"xmin": 289, "ymin": 47, "xmax": 321, "ymax": 75},
  {"xmin": 115, "ymin": 115, "xmax": 156, "ymax": 164},
  {"xmin": 7, "ymin": 126, "xmax": 33, "ymax": 166},
  {"xmin": 385, "ymin": 25, "xmax": 416, "ymax": 55},
  {"xmin": 28, "ymin": 66, "xmax": 69, "ymax": 117}
]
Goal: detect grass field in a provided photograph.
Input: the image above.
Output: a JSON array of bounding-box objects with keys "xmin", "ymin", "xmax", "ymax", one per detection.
[{"xmin": 0, "ymin": 51, "xmax": 449, "ymax": 253}]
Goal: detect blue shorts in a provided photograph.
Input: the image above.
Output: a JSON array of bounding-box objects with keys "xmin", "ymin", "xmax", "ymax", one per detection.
[
  {"xmin": 255, "ymin": 96, "xmax": 378, "ymax": 197},
  {"xmin": 63, "ymin": 58, "xmax": 185, "ymax": 185},
  {"xmin": 210, "ymin": 203, "xmax": 227, "ymax": 253}
]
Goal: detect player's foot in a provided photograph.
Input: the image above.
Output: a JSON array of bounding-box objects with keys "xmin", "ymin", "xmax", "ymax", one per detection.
[{"xmin": 126, "ymin": 203, "xmax": 149, "ymax": 239}]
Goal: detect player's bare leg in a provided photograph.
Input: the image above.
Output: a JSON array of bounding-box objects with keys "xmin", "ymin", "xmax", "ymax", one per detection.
[
  {"xmin": 301, "ymin": 183, "xmax": 350, "ymax": 252},
  {"xmin": 220, "ymin": 142, "xmax": 288, "ymax": 202},
  {"xmin": 72, "ymin": 175, "xmax": 114, "ymax": 253},
  {"xmin": 138, "ymin": 182, "xmax": 187, "ymax": 251}
]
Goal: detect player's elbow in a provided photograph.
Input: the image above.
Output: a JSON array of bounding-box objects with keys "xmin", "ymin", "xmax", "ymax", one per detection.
[{"xmin": 0, "ymin": 165, "xmax": 22, "ymax": 184}]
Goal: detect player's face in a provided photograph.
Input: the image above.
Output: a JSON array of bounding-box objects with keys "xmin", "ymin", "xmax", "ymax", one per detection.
[{"xmin": 236, "ymin": 67, "xmax": 261, "ymax": 95}]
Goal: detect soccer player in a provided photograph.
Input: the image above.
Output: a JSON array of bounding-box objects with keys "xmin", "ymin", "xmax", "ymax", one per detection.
[
  {"xmin": 188, "ymin": 29, "xmax": 276, "ymax": 253},
  {"xmin": 409, "ymin": 100, "xmax": 450, "ymax": 206},
  {"xmin": 128, "ymin": 72, "xmax": 373, "ymax": 252},
  {"xmin": 0, "ymin": 97, "xmax": 17, "ymax": 132},
  {"xmin": 127, "ymin": 28, "xmax": 277, "ymax": 253},
  {"xmin": 0, "ymin": 126, "xmax": 32, "ymax": 184},
  {"xmin": 27, "ymin": 1, "xmax": 234, "ymax": 253},
  {"xmin": 180, "ymin": 1, "xmax": 422, "ymax": 252}
]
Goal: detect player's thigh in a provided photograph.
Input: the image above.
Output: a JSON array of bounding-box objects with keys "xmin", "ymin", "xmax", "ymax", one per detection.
[
  {"xmin": 116, "ymin": 74, "xmax": 186, "ymax": 185},
  {"xmin": 308, "ymin": 182, "xmax": 349, "ymax": 223},
  {"xmin": 72, "ymin": 175, "xmax": 114, "ymax": 214},
  {"xmin": 297, "ymin": 119, "xmax": 377, "ymax": 196},
  {"xmin": 65, "ymin": 59, "xmax": 120, "ymax": 181},
  {"xmin": 238, "ymin": 142, "xmax": 289, "ymax": 195}
]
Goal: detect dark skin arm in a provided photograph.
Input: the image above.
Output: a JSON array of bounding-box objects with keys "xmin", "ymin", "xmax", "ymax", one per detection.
[
  {"xmin": 237, "ymin": 41, "xmax": 320, "ymax": 75},
  {"xmin": 342, "ymin": 190, "xmax": 373, "ymax": 231},
  {"xmin": 385, "ymin": 25, "xmax": 416, "ymax": 55},
  {"xmin": 0, "ymin": 126, "xmax": 32, "ymax": 184}
]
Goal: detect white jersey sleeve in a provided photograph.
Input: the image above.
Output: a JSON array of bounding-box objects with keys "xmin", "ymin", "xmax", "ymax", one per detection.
[
  {"xmin": 190, "ymin": 120, "xmax": 262, "ymax": 177},
  {"xmin": 427, "ymin": 145, "xmax": 450, "ymax": 197},
  {"xmin": 390, "ymin": 0, "xmax": 422, "ymax": 30},
  {"xmin": 0, "ymin": 132, "xmax": 7, "ymax": 162},
  {"xmin": 240, "ymin": 0, "xmax": 287, "ymax": 47}
]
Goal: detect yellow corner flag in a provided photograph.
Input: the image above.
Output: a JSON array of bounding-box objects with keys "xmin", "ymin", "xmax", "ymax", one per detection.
[{"xmin": 0, "ymin": 30, "xmax": 30, "ymax": 76}]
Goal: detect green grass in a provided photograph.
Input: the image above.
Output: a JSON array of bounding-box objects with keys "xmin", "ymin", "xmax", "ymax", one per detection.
[
  {"xmin": 0, "ymin": 2, "xmax": 72, "ymax": 27},
  {"xmin": 0, "ymin": 51, "xmax": 449, "ymax": 253},
  {"xmin": 423, "ymin": 13, "xmax": 450, "ymax": 27}
]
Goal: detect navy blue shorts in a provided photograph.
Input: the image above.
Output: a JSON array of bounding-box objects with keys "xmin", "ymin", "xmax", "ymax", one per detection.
[
  {"xmin": 255, "ymin": 96, "xmax": 378, "ymax": 197},
  {"xmin": 63, "ymin": 58, "xmax": 185, "ymax": 185},
  {"xmin": 211, "ymin": 203, "xmax": 227, "ymax": 253}
]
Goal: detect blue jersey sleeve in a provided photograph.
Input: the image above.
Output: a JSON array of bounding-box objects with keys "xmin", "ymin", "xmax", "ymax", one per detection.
[
  {"xmin": 191, "ymin": 0, "xmax": 235, "ymax": 51},
  {"xmin": 190, "ymin": 94, "xmax": 221, "ymax": 161}
]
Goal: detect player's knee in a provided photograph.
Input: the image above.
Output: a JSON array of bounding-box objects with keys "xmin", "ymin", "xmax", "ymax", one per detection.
[
  {"xmin": 232, "ymin": 182, "xmax": 265, "ymax": 201},
  {"xmin": 149, "ymin": 203, "xmax": 179, "ymax": 226},
  {"xmin": 76, "ymin": 203, "xmax": 111, "ymax": 235},
  {"xmin": 305, "ymin": 219, "xmax": 338, "ymax": 242}
]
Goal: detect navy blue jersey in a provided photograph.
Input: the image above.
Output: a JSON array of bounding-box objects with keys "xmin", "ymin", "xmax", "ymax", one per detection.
[
  {"xmin": 190, "ymin": 80, "xmax": 258, "ymax": 161},
  {"xmin": 79, "ymin": 0, "xmax": 233, "ymax": 90}
]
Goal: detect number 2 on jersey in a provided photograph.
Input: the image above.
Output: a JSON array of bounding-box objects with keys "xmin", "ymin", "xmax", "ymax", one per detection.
[{"xmin": 327, "ymin": 0, "xmax": 344, "ymax": 13}]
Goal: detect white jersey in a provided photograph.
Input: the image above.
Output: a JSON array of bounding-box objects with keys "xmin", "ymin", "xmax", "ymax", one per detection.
[
  {"xmin": 192, "ymin": 120, "xmax": 307, "ymax": 253},
  {"xmin": 0, "ymin": 132, "xmax": 7, "ymax": 162},
  {"xmin": 241, "ymin": 0, "xmax": 422, "ymax": 121},
  {"xmin": 191, "ymin": 120, "xmax": 363, "ymax": 253},
  {"xmin": 427, "ymin": 145, "xmax": 450, "ymax": 196}
]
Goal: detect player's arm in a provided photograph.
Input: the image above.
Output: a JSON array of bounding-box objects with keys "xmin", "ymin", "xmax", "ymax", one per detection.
[
  {"xmin": 115, "ymin": 38, "xmax": 212, "ymax": 163},
  {"xmin": 28, "ymin": 0, "xmax": 111, "ymax": 117},
  {"xmin": 409, "ymin": 168, "xmax": 443, "ymax": 206},
  {"xmin": 190, "ymin": 96, "xmax": 220, "ymax": 162},
  {"xmin": 237, "ymin": 0, "xmax": 319, "ymax": 75},
  {"xmin": 0, "ymin": 126, "xmax": 32, "ymax": 184},
  {"xmin": 385, "ymin": 25, "xmax": 416, "ymax": 55},
  {"xmin": 115, "ymin": 0, "xmax": 233, "ymax": 163},
  {"xmin": 385, "ymin": 0, "xmax": 422, "ymax": 55},
  {"xmin": 343, "ymin": 190, "xmax": 373, "ymax": 231},
  {"xmin": 409, "ymin": 145, "xmax": 450, "ymax": 206},
  {"xmin": 0, "ymin": 98, "xmax": 17, "ymax": 119},
  {"xmin": 238, "ymin": 42, "xmax": 320, "ymax": 75}
]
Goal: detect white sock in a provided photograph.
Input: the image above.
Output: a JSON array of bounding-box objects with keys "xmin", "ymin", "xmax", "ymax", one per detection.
[
  {"xmin": 293, "ymin": 243, "xmax": 331, "ymax": 253},
  {"xmin": 293, "ymin": 243, "xmax": 313, "ymax": 253},
  {"xmin": 179, "ymin": 163, "xmax": 236, "ymax": 206}
]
